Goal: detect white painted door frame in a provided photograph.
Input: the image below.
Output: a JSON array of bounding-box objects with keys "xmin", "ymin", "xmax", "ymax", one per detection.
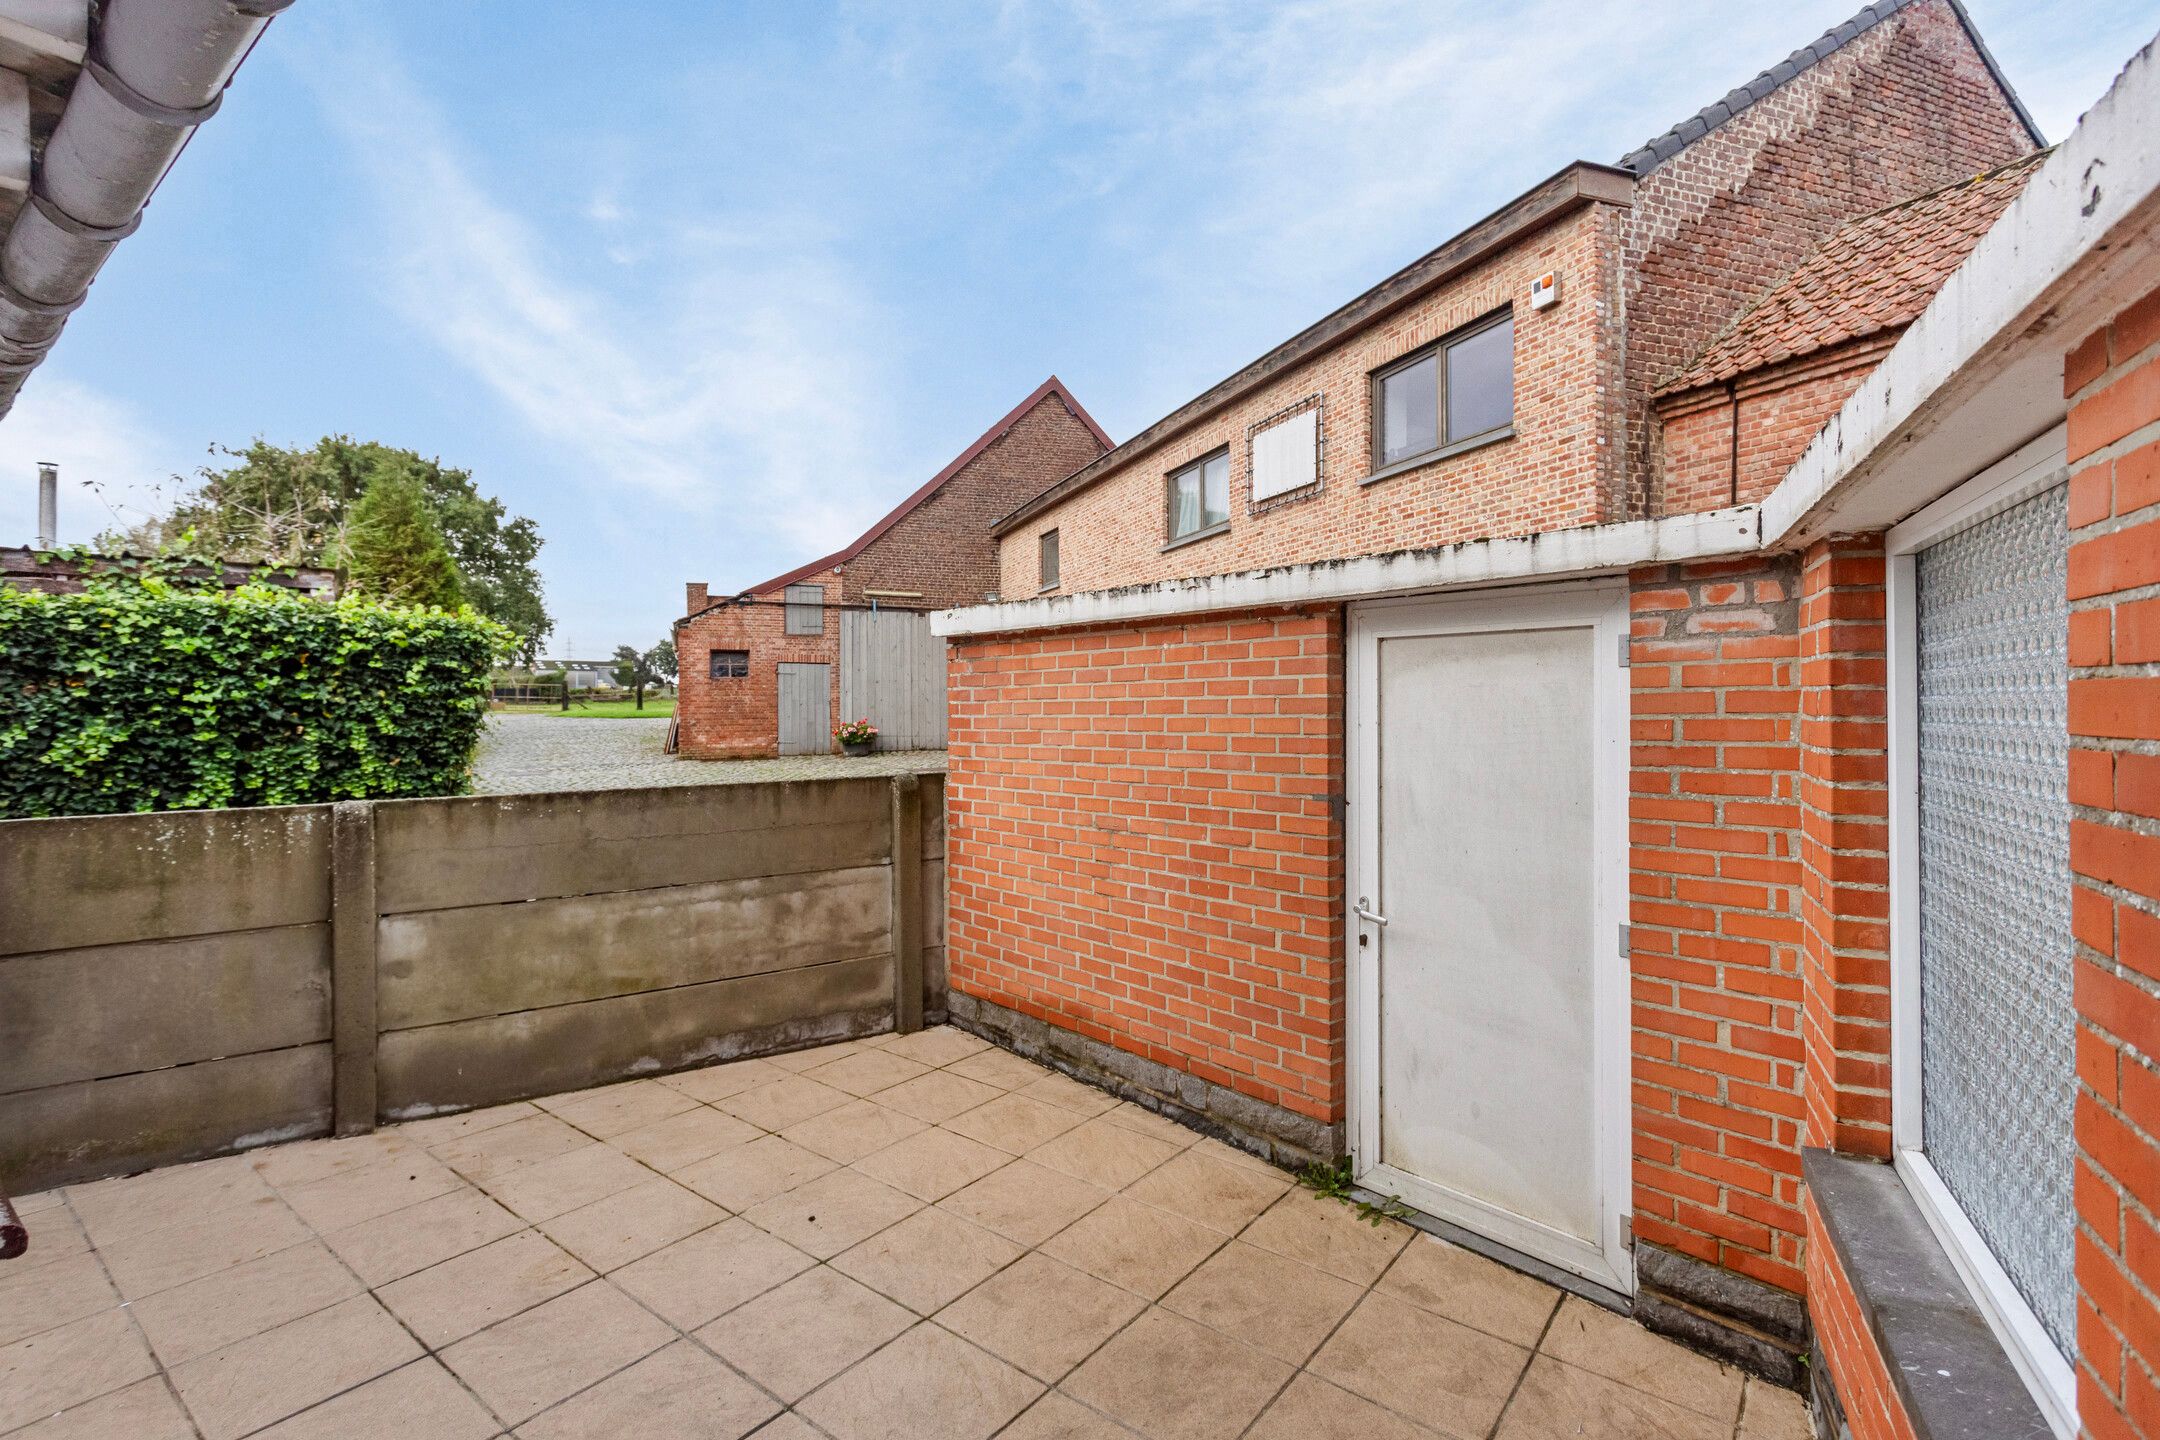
[{"xmin": 1346, "ymin": 579, "xmax": 1634, "ymax": 1294}]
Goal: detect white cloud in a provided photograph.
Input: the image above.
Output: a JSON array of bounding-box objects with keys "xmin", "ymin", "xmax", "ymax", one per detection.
[
  {"xmin": 303, "ymin": 37, "xmax": 902, "ymax": 561},
  {"xmin": 0, "ymin": 376, "xmax": 185, "ymax": 547}
]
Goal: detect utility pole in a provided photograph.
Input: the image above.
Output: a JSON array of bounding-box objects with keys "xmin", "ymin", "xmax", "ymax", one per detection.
[{"xmin": 35, "ymin": 462, "xmax": 56, "ymax": 550}]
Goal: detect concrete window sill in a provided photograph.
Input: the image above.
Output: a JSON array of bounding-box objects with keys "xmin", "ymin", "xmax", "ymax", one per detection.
[
  {"xmin": 1802, "ymin": 1149, "xmax": 2053, "ymax": 1440},
  {"xmin": 1161, "ymin": 522, "xmax": 1230, "ymax": 554}
]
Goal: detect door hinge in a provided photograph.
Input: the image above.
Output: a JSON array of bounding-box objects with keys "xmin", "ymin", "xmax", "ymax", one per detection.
[{"xmin": 1617, "ymin": 924, "xmax": 1631, "ymax": 958}]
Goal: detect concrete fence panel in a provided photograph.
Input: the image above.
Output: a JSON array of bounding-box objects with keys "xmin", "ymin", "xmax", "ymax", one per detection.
[{"xmin": 0, "ymin": 774, "xmax": 945, "ymax": 1193}]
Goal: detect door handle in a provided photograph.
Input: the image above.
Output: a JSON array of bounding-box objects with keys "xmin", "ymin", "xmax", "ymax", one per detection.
[{"xmin": 1355, "ymin": 897, "xmax": 1389, "ymax": 928}]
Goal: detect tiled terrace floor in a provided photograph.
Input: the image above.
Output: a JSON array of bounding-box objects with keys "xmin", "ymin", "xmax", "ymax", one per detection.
[{"xmin": 1, "ymin": 1028, "xmax": 1809, "ymax": 1440}]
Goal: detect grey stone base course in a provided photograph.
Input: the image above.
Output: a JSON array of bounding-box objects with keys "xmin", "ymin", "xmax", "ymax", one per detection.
[
  {"xmin": 946, "ymin": 992, "xmax": 1344, "ymax": 1169},
  {"xmin": 1633, "ymin": 1240, "xmax": 1809, "ymax": 1391}
]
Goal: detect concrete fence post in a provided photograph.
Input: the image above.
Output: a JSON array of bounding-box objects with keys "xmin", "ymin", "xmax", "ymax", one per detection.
[
  {"xmin": 890, "ymin": 774, "xmax": 924, "ymax": 1034},
  {"xmin": 330, "ymin": 801, "xmax": 379, "ymax": 1136}
]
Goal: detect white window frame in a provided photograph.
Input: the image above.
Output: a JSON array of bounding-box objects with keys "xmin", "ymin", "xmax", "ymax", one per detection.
[{"xmin": 1885, "ymin": 422, "xmax": 2075, "ymax": 1439}]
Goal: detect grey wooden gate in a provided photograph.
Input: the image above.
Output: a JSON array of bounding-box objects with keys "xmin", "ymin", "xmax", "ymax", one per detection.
[
  {"xmin": 776, "ymin": 662, "xmax": 830, "ymax": 755},
  {"xmin": 839, "ymin": 610, "xmax": 947, "ymax": 750}
]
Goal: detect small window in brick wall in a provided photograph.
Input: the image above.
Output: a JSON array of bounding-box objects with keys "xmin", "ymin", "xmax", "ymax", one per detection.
[
  {"xmin": 709, "ymin": 649, "xmax": 749, "ymax": 679},
  {"xmin": 1371, "ymin": 310, "xmax": 1514, "ymax": 472},
  {"xmin": 784, "ymin": 584, "xmax": 825, "ymax": 635},
  {"xmin": 1039, "ymin": 529, "xmax": 1060, "ymax": 590}
]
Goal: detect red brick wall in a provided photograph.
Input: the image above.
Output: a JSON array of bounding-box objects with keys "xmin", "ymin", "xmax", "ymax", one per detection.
[
  {"xmin": 944, "ymin": 609, "xmax": 1345, "ymax": 1123},
  {"xmin": 1797, "ymin": 538, "xmax": 1894, "ymax": 1161},
  {"xmin": 1656, "ymin": 341, "xmax": 1894, "ymax": 515},
  {"xmin": 1621, "ymin": 0, "xmax": 2032, "ymax": 514},
  {"xmin": 675, "ymin": 573, "xmax": 842, "ymax": 760},
  {"xmin": 1807, "ymin": 1188, "xmax": 1923, "ymax": 1440},
  {"xmin": 2064, "ymin": 284, "xmax": 2160, "ymax": 1440},
  {"xmin": 1627, "ymin": 557, "xmax": 1809, "ymax": 1293}
]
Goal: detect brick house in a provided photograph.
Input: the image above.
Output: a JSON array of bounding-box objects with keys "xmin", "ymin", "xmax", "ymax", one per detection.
[
  {"xmin": 673, "ymin": 377, "xmax": 1108, "ymax": 758},
  {"xmin": 912, "ymin": 4, "xmax": 2160, "ymax": 1435}
]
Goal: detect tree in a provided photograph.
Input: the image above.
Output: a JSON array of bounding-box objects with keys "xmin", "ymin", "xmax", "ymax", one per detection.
[
  {"xmin": 345, "ymin": 474, "xmax": 463, "ymax": 610},
  {"xmin": 645, "ymin": 639, "xmax": 677, "ymax": 685},
  {"xmin": 612, "ymin": 643, "xmax": 666, "ymax": 710},
  {"xmin": 98, "ymin": 437, "xmax": 552, "ymax": 661}
]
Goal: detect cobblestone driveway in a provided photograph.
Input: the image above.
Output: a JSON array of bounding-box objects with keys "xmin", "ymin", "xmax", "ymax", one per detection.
[{"xmin": 472, "ymin": 713, "xmax": 945, "ymax": 795}]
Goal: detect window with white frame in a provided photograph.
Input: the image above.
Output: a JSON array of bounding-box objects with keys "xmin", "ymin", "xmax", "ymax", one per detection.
[
  {"xmin": 1370, "ymin": 310, "xmax": 1514, "ymax": 473},
  {"xmin": 1888, "ymin": 428, "xmax": 2076, "ymax": 1434},
  {"xmin": 1165, "ymin": 449, "xmax": 1230, "ymax": 544},
  {"xmin": 783, "ymin": 583, "xmax": 825, "ymax": 635}
]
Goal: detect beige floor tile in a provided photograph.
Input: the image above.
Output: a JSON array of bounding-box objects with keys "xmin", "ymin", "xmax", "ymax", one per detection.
[
  {"xmin": 323, "ymin": 1185, "xmax": 523, "ymax": 1286},
  {"xmin": 1739, "ymin": 1376, "xmax": 1815, "ymax": 1439},
  {"xmin": 1375, "ymin": 1234, "xmax": 1561, "ymax": 1348},
  {"xmin": 131, "ymin": 1240, "xmax": 361, "ymax": 1367},
  {"xmin": 1124, "ymin": 1147, "xmax": 1290, "ymax": 1233},
  {"xmin": 1495, "ymin": 1354, "xmax": 1729, "ymax": 1440},
  {"xmin": 440, "ymin": 1280, "xmax": 672, "ymax": 1426},
  {"xmin": 997, "ymin": 1391, "xmax": 1138, "ymax": 1440},
  {"xmin": 610, "ymin": 1215, "xmax": 813, "ymax": 1328},
  {"xmin": 97, "ymin": 1195, "xmax": 313, "ymax": 1300},
  {"xmin": 1540, "ymin": 1295, "xmax": 1745, "ymax": 1424},
  {"xmin": 609, "ymin": 1104, "xmax": 761, "ymax": 1172},
  {"xmin": 377, "ymin": 1229, "xmax": 591, "ymax": 1348},
  {"xmin": 1240, "ymin": 1190, "xmax": 1412, "ymax": 1285},
  {"xmin": 516, "ymin": 1339, "xmax": 780, "ymax": 1440},
  {"xmin": 742, "ymin": 1415, "xmax": 827, "ymax": 1440},
  {"xmin": 944, "ymin": 1046, "xmax": 1054, "ymax": 1091},
  {"xmin": 872, "ymin": 1070, "xmax": 1005, "ymax": 1123},
  {"xmin": 800, "ymin": 1048, "xmax": 933, "ymax": 1097},
  {"xmin": 480, "ymin": 1143, "xmax": 653, "ymax": 1222},
  {"xmin": 852, "ymin": 1126, "xmax": 1012, "ymax": 1201},
  {"xmin": 942, "ymin": 1093, "xmax": 1088, "ymax": 1154},
  {"xmin": 1245, "ymin": 1372, "xmax": 1438, "ymax": 1440},
  {"xmin": 831, "ymin": 1206, "xmax": 1021, "ymax": 1314},
  {"xmin": 1039, "ymin": 1195, "xmax": 1224, "ymax": 1299},
  {"xmin": 879, "ymin": 1025, "xmax": 991, "ymax": 1068},
  {"xmin": 430, "ymin": 1112, "xmax": 590, "ymax": 1182},
  {"xmin": 767, "ymin": 1038, "xmax": 868, "ymax": 1071},
  {"xmin": 538, "ymin": 1078, "xmax": 699, "ymax": 1139},
  {"xmin": 1063, "ymin": 1307, "xmax": 1291, "ymax": 1440},
  {"xmin": 797, "ymin": 1322, "xmax": 1040, "ymax": 1440},
  {"xmin": 658, "ymin": 1056, "xmax": 787, "ymax": 1103},
  {"xmin": 1015, "ymin": 1073, "xmax": 1122, "ymax": 1117},
  {"xmin": 0, "ymin": 1203, "xmax": 89, "ymax": 1275},
  {"xmin": 251, "ymin": 1130, "xmax": 423, "ymax": 1191},
  {"xmin": 389, "ymin": 1099, "xmax": 541, "ymax": 1147},
  {"xmin": 169, "ymin": 1294, "xmax": 420, "ymax": 1440},
  {"xmin": 719, "ymin": 1075, "xmax": 854, "ymax": 1131},
  {"xmin": 252, "ymin": 1359, "xmax": 498, "ymax": 1440},
  {"xmin": 675, "ymin": 1134, "xmax": 837, "ymax": 1211},
  {"xmin": 781, "ymin": 1097, "xmax": 929, "ymax": 1164},
  {"xmin": 280, "ymin": 1150, "xmax": 466, "ymax": 1233},
  {"xmin": 939, "ymin": 1159, "xmax": 1110, "ymax": 1246},
  {"xmin": 0, "ymin": 1309, "xmax": 158, "ymax": 1433},
  {"xmin": 1309, "ymin": 1290, "xmax": 1529, "ymax": 1438},
  {"xmin": 537, "ymin": 1176, "xmax": 725, "ymax": 1272},
  {"xmin": 0, "ymin": 1252, "xmax": 115, "ymax": 1347},
  {"xmin": 1099, "ymin": 1102, "xmax": 1208, "ymax": 1151},
  {"xmin": 742, "ymin": 1167, "xmax": 921, "ymax": 1259},
  {"xmin": 1030, "ymin": 1117, "xmax": 1188, "ymax": 1191},
  {"xmin": 67, "ymin": 1152, "xmax": 273, "ymax": 1247},
  {"xmin": 696, "ymin": 1268, "xmax": 913, "ymax": 1402},
  {"xmin": 4, "ymin": 1376, "xmax": 196, "ymax": 1440},
  {"xmin": 936, "ymin": 1252, "xmax": 1146, "ymax": 1382},
  {"xmin": 1160, "ymin": 1240, "xmax": 1362, "ymax": 1364}
]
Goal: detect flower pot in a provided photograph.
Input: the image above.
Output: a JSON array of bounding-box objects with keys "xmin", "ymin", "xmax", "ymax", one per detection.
[{"xmin": 842, "ymin": 740, "xmax": 874, "ymax": 758}]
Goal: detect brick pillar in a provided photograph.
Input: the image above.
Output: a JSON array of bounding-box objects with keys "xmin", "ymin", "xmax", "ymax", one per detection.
[
  {"xmin": 2065, "ymin": 285, "xmax": 2160, "ymax": 1440},
  {"xmin": 1797, "ymin": 537, "xmax": 1893, "ymax": 1159}
]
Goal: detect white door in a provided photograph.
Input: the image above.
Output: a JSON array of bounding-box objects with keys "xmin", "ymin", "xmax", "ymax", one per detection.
[{"xmin": 1349, "ymin": 583, "xmax": 1630, "ymax": 1292}]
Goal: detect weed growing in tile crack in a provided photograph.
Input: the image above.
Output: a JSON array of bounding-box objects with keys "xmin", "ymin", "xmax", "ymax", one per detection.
[{"xmin": 1297, "ymin": 1160, "xmax": 1412, "ymax": 1227}]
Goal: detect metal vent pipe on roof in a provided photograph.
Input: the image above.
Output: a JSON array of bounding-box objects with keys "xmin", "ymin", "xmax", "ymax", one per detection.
[{"xmin": 0, "ymin": 0, "xmax": 292, "ymax": 417}]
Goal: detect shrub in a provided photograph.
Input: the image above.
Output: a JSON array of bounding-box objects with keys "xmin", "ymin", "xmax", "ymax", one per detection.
[{"xmin": 0, "ymin": 574, "xmax": 512, "ymax": 818}]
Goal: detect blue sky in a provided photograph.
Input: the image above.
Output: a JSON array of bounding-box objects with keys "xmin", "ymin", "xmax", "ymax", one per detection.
[{"xmin": 0, "ymin": 1, "xmax": 2150, "ymax": 657}]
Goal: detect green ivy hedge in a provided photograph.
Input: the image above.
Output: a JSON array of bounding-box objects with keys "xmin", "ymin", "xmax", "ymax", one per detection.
[{"xmin": 0, "ymin": 577, "xmax": 512, "ymax": 818}]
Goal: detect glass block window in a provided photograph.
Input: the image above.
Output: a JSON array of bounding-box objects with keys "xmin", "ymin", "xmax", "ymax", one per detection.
[{"xmin": 1914, "ymin": 479, "xmax": 2072, "ymax": 1356}]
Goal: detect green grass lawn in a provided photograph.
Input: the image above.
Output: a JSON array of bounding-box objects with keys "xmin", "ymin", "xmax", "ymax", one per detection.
[{"xmin": 495, "ymin": 697, "xmax": 677, "ymax": 719}]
